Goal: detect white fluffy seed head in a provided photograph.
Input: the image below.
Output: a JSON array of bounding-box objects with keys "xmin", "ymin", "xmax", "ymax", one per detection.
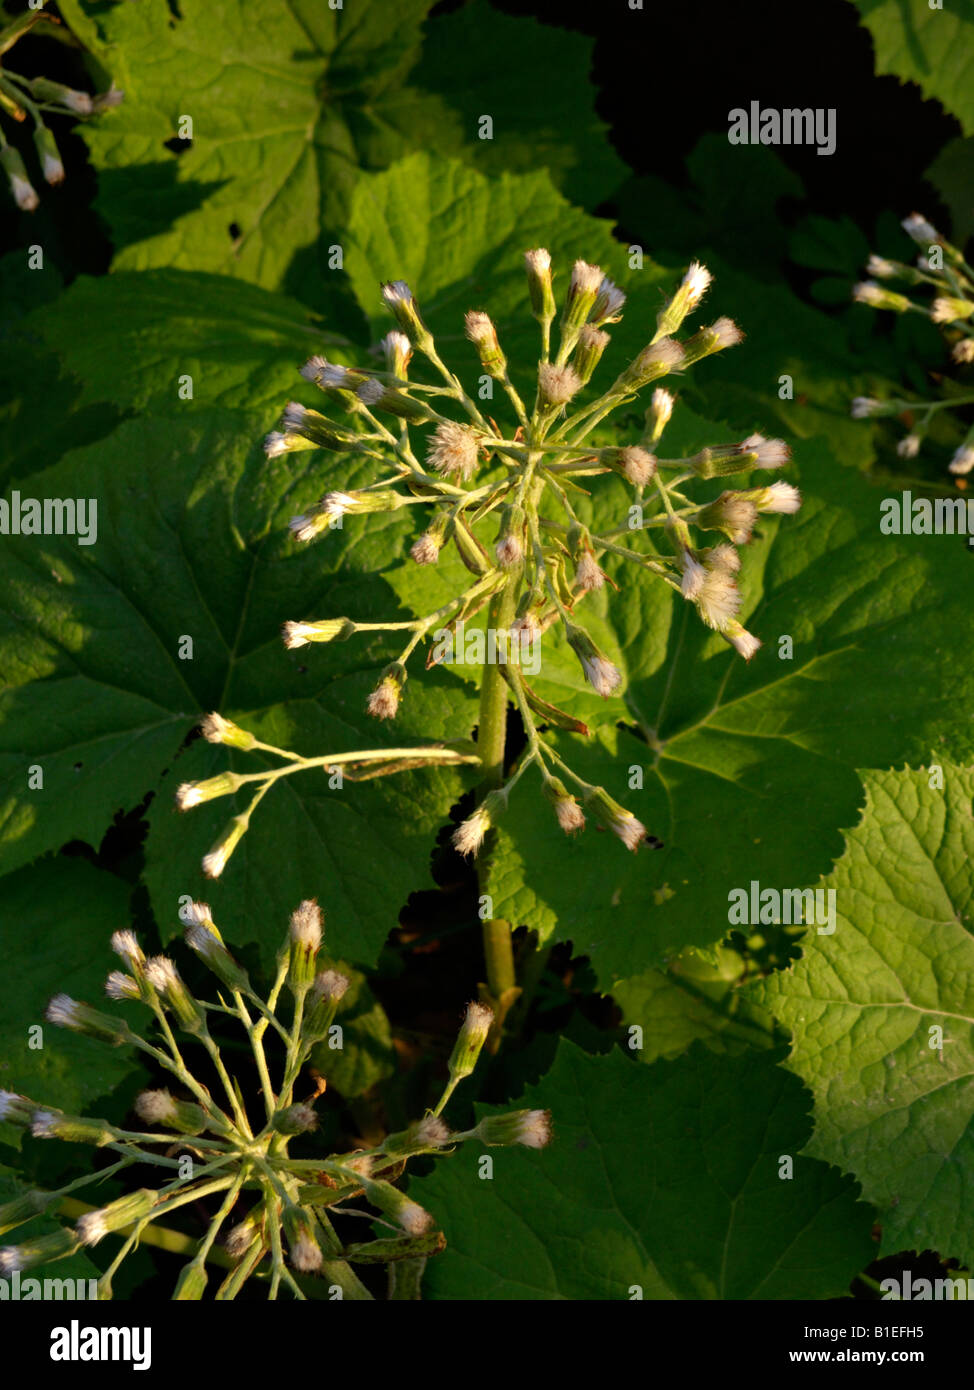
[
  {"xmin": 75, "ymin": 1211, "xmax": 110, "ymax": 1246},
  {"xmin": 410, "ymin": 532, "xmax": 441, "ymax": 565},
  {"xmin": 452, "ymin": 807, "xmax": 490, "ymax": 858},
  {"xmin": 897, "ymin": 434, "xmax": 921, "ymax": 459},
  {"xmin": 850, "ymin": 396, "xmax": 882, "ymax": 419},
  {"xmin": 415, "ymin": 1115, "xmax": 451, "ymax": 1147},
  {"xmin": 263, "ymin": 431, "xmax": 289, "ymax": 458},
  {"xmin": 524, "ymin": 247, "xmax": 551, "ymax": 274},
  {"xmin": 356, "ymin": 377, "xmax": 385, "ymax": 406},
  {"xmin": 729, "ymin": 627, "xmax": 762, "ymax": 661},
  {"xmin": 135, "ymin": 1089, "xmax": 177, "ymax": 1125},
  {"xmin": 398, "ymin": 1201, "xmax": 435, "ymax": 1235},
  {"xmin": 949, "ymin": 445, "xmax": 974, "ymax": 476},
  {"xmin": 144, "ymin": 957, "xmax": 179, "ymax": 994},
  {"xmin": 695, "ymin": 570, "xmax": 741, "ymax": 631},
  {"xmin": 740, "ymin": 433, "xmax": 791, "ymax": 469},
  {"xmin": 582, "ymin": 655, "xmax": 622, "ymax": 698},
  {"xmin": 952, "ymin": 338, "xmax": 974, "ymax": 364},
  {"xmin": 381, "ymin": 279, "xmax": 413, "ymax": 306},
  {"xmin": 538, "ymin": 361, "xmax": 583, "ymax": 406},
  {"xmin": 710, "ymin": 317, "xmax": 743, "ymax": 348},
  {"xmin": 574, "ymin": 551, "xmax": 604, "ymax": 592},
  {"xmin": 852, "ymin": 281, "xmax": 885, "ymax": 307},
  {"xmin": 682, "ymin": 260, "xmax": 713, "ymax": 306},
  {"xmin": 300, "ymin": 355, "xmax": 327, "ymax": 382},
  {"xmin": 680, "ymin": 553, "xmax": 706, "ymax": 599},
  {"xmin": 570, "ymin": 259, "xmax": 603, "ymax": 296},
  {"xmin": 495, "ymin": 533, "xmax": 523, "ymax": 569},
  {"xmin": 281, "ymin": 401, "xmax": 306, "ymax": 430},
  {"xmin": 760, "ymin": 482, "xmax": 802, "ymax": 514},
  {"xmin": 45, "ymin": 994, "xmax": 82, "ymax": 1029},
  {"xmin": 289, "ymin": 900, "xmax": 322, "ymax": 951},
  {"xmin": 555, "ymin": 796, "xmax": 585, "ymax": 834},
  {"xmin": 110, "ymin": 929, "xmax": 144, "ymax": 970},
  {"xmin": 427, "ymin": 421, "xmax": 481, "ymax": 481},
  {"xmin": 618, "ymin": 445, "xmax": 657, "ymax": 485},
  {"xmin": 105, "ymin": 971, "xmax": 139, "ymax": 1001},
  {"xmin": 902, "ymin": 213, "xmax": 939, "ymax": 244},
  {"xmin": 592, "ymin": 276, "xmax": 626, "ymax": 322},
  {"xmin": 866, "ymin": 255, "xmax": 896, "ymax": 278},
  {"xmin": 202, "ymin": 846, "xmax": 229, "ymax": 880},
  {"xmin": 174, "ymin": 782, "xmax": 203, "ymax": 810},
  {"xmin": 515, "ymin": 1109, "xmax": 553, "ymax": 1149},
  {"xmin": 290, "ymin": 1234, "xmax": 323, "ymax": 1273},
  {"xmin": 313, "ymin": 969, "xmax": 350, "ymax": 1003},
  {"xmin": 651, "ymin": 387, "xmax": 674, "ymax": 428},
  {"xmin": 708, "ymin": 543, "xmax": 741, "ymax": 574},
  {"xmin": 367, "ymin": 678, "xmax": 400, "ymax": 719}
]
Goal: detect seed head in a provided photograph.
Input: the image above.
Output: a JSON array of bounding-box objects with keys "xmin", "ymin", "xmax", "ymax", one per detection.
[
  {"xmin": 427, "ymin": 421, "xmax": 481, "ymax": 481},
  {"xmin": 538, "ymin": 361, "xmax": 583, "ymax": 407}
]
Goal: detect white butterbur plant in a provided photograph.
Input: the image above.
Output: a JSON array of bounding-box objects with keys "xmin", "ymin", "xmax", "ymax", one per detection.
[
  {"xmin": 176, "ymin": 248, "xmax": 801, "ymax": 877},
  {"xmin": 0, "ymin": 902, "xmax": 550, "ymax": 1300},
  {"xmin": 851, "ymin": 213, "xmax": 974, "ymax": 475}
]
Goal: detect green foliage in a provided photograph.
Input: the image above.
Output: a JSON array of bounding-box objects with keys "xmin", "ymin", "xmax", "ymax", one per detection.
[
  {"xmin": 413, "ymin": 1041, "xmax": 875, "ymax": 1299},
  {"xmin": 755, "ymin": 762, "xmax": 974, "ymax": 1267},
  {"xmin": 848, "ymin": 0, "xmax": 974, "ymax": 134}
]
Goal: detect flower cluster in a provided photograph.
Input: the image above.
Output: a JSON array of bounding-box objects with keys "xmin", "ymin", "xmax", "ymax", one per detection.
[
  {"xmin": 851, "ymin": 213, "xmax": 974, "ymax": 475},
  {"xmin": 178, "ymin": 249, "xmax": 801, "ymax": 876},
  {"xmin": 0, "ymin": 902, "xmax": 551, "ymax": 1300},
  {"xmin": 0, "ymin": 4, "xmax": 122, "ymax": 210}
]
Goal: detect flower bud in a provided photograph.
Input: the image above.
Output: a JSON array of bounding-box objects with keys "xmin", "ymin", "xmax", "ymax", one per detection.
[
  {"xmin": 380, "ymin": 330, "xmax": 412, "ymax": 377},
  {"xmin": 30, "ymin": 1110, "xmax": 116, "ymax": 1146},
  {"xmin": 134, "ymin": 1088, "xmax": 208, "ymax": 1135},
  {"xmin": 693, "ymin": 491, "xmax": 759, "ymax": 545},
  {"xmin": 931, "ymin": 296, "xmax": 974, "ymax": 324},
  {"xmin": 202, "ymin": 813, "xmax": 249, "ymax": 880},
  {"xmin": 144, "ymin": 957, "xmax": 206, "ymax": 1033},
  {"xmin": 611, "ymin": 337, "xmax": 684, "ymax": 393},
  {"xmin": 76, "ymin": 1190, "xmax": 157, "ymax": 1246},
  {"xmin": 410, "ymin": 511, "xmax": 450, "ymax": 565},
  {"xmin": 538, "ymin": 361, "xmax": 583, "ymax": 408},
  {"xmin": 722, "ymin": 620, "xmax": 762, "ymax": 661},
  {"xmin": 645, "ymin": 387, "xmax": 674, "ymax": 444},
  {"xmin": 901, "ymin": 212, "xmax": 942, "ymax": 247},
  {"xmin": 852, "ymin": 281, "xmax": 911, "ymax": 313},
  {"xmin": 561, "ymin": 260, "xmax": 604, "ymax": 335},
  {"xmin": 356, "ymin": 379, "xmax": 435, "ymax": 423},
  {"xmin": 288, "ymin": 899, "xmax": 323, "ymax": 997},
  {"xmin": 45, "ymin": 994, "xmax": 130, "ymax": 1047},
  {"xmin": 367, "ymin": 662, "xmax": 406, "ymax": 720},
  {"xmin": 347, "ymin": 1175, "xmax": 435, "ymax": 1235},
  {"xmin": 283, "ymin": 1204, "xmax": 322, "ymax": 1272},
  {"xmin": 447, "ymin": 1002, "xmax": 494, "ymax": 1082},
  {"xmin": 656, "ymin": 260, "xmax": 712, "ymax": 336},
  {"xmin": 465, "ymin": 311, "xmax": 507, "ymax": 378},
  {"xmin": 950, "ymin": 436, "xmax": 974, "ymax": 476},
  {"xmin": 383, "ymin": 1114, "xmax": 452, "ymax": 1157},
  {"xmin": 952, "ymin": 338, "xmax": 974, "ymax": 364},
  {"xmin": 380, "ymin": 281, "xmax": 433, "ymax": 353},
  {"xmin": 427, "ymin": 421, "xmax": 482, "ymax": 481},
  {"xmin": 282, "ymin": 617, "xmax": 356, "ymax": 649},
  {"xmin": 678, "ymin": 318, "xmax": 743, "ymax": 366},
  {"xmin": 542, "ymin": 777, "xmax": 585, "ymax": 835},
  {"xmin": 582, "ymin": 786, "xmax": 647, "ymax": 851},
  {"xmin": 573, "ymin": 323, "xmax": 610, "ymax": 385},
  {"xmin": 302, "ymin": 969, "xmax": 350, "ymax": 1044},
  {"xmin": 452, "ymin": 790, "xmax": 506, "ymax": 857},
  {"xmin": 0, "ymin": 1229, "xmax": 80, "ymax": 1277},
  {"xmin": 28, "ymin": 77, "xmax": 93, "ymax": 114},
  {"xmin": 0, "ymin": 1188, "xmax": 52, "ymax": 1236},
  {"xmin": 1, "ymin": 145, "xmax": 38, "ymax": 212},
  {"xmin": 495, "ymin": 504, "xmax": 525, "ymax": 570},
  {"xmin": 590, "ymin": 275, "xmax": 626, "ymax": 326},
  {"xmin": 173, "ymin": 1260, "xmax": 208, "ymax": 1300},
  {"xmin": 600, "ymin": 445, "xmax": 657, "ymax": 486},
  {"xmin": 0, "ymin": 1091, "xmax": 40, "ymax": 1129},
  {"xmin": 272, "ymin": 1103, "xmax": 319, "ymax": 1135},
  {"xmin": 524, "ymin": 247, "xmax": 556, "ymax": 326},
  {"xmin": 199, "ymin": 713, "xmax": 256, "ymax": 750},
  {"xmin": 565, "ymin": 624, "xmax": 622, "ymax": 697},
  {"xmin": 474, "ymin": 1108, "xmax": 553, "ymax": 1149},
  {"xmin": 32, "ymin": 125, "xmax": 64, "ymax": 186},
  {"xmin": 181, "ymin": 902, "xmax": 251, "ymax": 993},
  {"xmin": 573, "ymin": 549, "xmax": 605, "ymax": 593},
  {"xmin": 174, "ymin": 771, "xmax": 243, "ymax": 811}
]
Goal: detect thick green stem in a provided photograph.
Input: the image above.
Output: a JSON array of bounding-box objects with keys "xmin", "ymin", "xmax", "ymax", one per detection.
[{"xmin": 475, "ymin": 581, "xmax": 519, "ymax": 1017}]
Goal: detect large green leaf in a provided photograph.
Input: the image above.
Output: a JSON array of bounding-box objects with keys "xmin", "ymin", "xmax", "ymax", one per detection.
[
  {"xmin": 0, "ymin": 858, "xmax": 144, "ymax": 1142},
  {"xmin": 754, "ymin": 762, "xmax": 974, "ymax": 1266},
  {"xmin": 848, "ymin": 0, "xmax": 974, "ymax": 135},
  {"xmin": 0, "ymin": 409, "xmax": 478, "ymax": 968},
  {"xmin": 58, "ymin": 0, "xmax": 622, "ymax": 300},
  {"xmin": 413, "ymin": 1040, "xmax": 874, "ymax": 1300},
  {"xmin": 26, "ymin": 269, "xmax": 348, "ymax": 416},
  {"xmin": 341, "ymin": 151, "xmax": 671, "ymax": 382},
  {"xmin": 486, "ymin": 434, "xmax": 974, "ymax": 982}
]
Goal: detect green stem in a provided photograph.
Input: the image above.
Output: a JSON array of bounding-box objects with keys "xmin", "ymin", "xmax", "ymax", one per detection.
[{"xmin": 475, "ymin": 581, "xmax": 519, "ymax": 1013}]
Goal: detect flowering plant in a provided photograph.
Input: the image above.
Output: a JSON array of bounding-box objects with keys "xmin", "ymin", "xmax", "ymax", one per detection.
[
  {"xmin": 851, "ymin": 213, "xmax": 974, "ymax": 475},
  {"xmin": 0, "ymin": 899, "xmax": 549, "ymax": 1300}
]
